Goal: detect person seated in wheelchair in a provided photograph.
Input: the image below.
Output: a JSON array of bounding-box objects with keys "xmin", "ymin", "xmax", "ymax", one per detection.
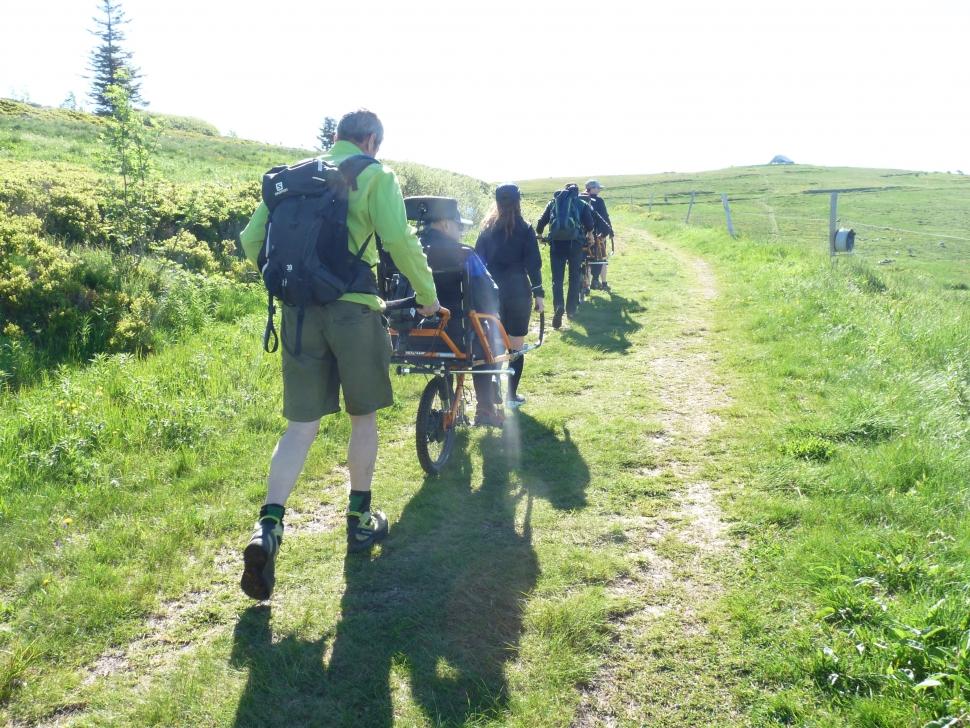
[{"xmin": 403, "ymin": 196, "xmax": 507, "ymax": 427}]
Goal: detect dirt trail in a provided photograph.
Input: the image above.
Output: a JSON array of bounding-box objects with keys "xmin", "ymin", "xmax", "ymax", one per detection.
[
  {"xmin": 33, "ymin": 230, "xmax": 738, "ymax": 727},
  {"xmin": 574, "ymin": 233, "xmax": 738, "ymax": 726}
]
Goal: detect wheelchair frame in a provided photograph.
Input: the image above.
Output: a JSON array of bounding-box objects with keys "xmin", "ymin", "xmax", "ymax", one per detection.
[{"xmin": 387, "ymin": 300, "xmax": 544, "ymax": 475}]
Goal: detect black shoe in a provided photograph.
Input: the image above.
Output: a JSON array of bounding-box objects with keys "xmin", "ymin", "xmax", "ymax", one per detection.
[
  {"xmin": 506, "ymin": 393, "xmax": 526, "ymax": 408},
  {"xmin": 241, "ymin": 519, "xmax": 283, "ymax": 600},
  {"xmin": 552, "ymin": 308, "xmax": 563, "ymax": 329},
  {"xmin": 601, "ymin": 282, "xmax": 611, "ymax": 292},
  {"xmin": 474, "ymin": 408, "xmax": 506, "ymax": 428},
  {"xmin": 347, "ymin": 509, "xmax": 389, "ymax": 553},
  {"xmin": 590, "ymin": 280, "xmax": 601, "ymax": 290}
]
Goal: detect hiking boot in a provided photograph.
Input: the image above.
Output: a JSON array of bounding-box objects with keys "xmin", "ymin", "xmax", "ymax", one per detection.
[
  {"xmin": 552, "ymin": 308, "xmax": 563, "ymax": 329},
  {"xmin": 474, "ymin": 408, "xmax": 505, "ymax": 428},
  {"xmin": 347, "ymin": 509, "xmax": 389, "ymax": 553},
  {"xmin": 600, "ymin": 282, "xmax": 611, "ymax": 292},
  {"xmin": 241, "ymin": 519, "xmax": 284, "ymax": 600}
]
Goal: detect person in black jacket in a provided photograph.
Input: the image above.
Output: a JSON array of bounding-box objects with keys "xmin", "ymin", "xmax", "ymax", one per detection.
[
  {"xmin": 475, "ymin": 183, "xmax": 544, "ymax": 406},
  {"xmin": 535, "ymin": 183, "xmax": 594, "ymax": 329},
  {"xmin": 581, "ymin": 179, "xmax": 614, "ymax": 291}
]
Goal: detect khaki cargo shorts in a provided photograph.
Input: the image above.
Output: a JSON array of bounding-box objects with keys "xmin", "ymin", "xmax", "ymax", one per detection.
[{"xmin": 280, "ymin": 301, "xmax": 393, "ymax": 421}]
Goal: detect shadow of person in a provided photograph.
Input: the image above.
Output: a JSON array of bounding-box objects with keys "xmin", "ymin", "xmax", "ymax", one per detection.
[
  {"xmin": 561, "ymin": 292, "xmax": 644, "ymax": 354},
  {"xmin": 230, "ymin": 604, "xmax": 331, "ymax": 727},
  {"xmin": 324, "ymin": 412, "xmax": 590, "ymax": 726},
  {"xmin": 230, "ymin": 413, "xmax": 590, "ymax": 727}
]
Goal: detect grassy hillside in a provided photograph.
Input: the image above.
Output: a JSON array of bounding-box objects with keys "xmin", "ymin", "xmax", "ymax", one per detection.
[
  {"xmin": 0, "ymin": 100, "xmax": 490, "ymax": 390},
  {"xmin": 0, "ymin": 99, "xmax": 307, "ymax": 183},
  {"xmin": 521, "ymin": 165, "xmax": 970, "ymax": 290}
]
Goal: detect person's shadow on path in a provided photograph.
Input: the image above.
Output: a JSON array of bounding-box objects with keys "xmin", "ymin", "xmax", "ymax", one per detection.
[
  {"xmin": 561, "ymin": 292, "xmax": 644, "ymax": 354},
  {"xmin": 231, "ymin": 414, "xmax": 589, "ymax": 727}
]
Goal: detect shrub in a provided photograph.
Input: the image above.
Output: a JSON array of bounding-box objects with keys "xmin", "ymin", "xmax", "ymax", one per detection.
[
  {"xmin": 151, "ymin": 231, "xmax": 220, "ymax": 274},
  {"xmin": 145, "ymin": 112, "xmax": 219, "ymax": 136}
]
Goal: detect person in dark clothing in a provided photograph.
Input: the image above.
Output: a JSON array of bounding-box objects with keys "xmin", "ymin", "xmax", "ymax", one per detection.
[
  {"xmin": 475, "ymin": 183, "xmax": 544, "ymax": 407},
  {"xmin": 535, "ymin": 183, "xmax": 594, "ymax": 329},
  {"xmin": 405, "ymin": 196, "xmax": 506, "ymax": 428},
  {"xmin": 581, "ymin": 179, "xmax": 614, "ymax": 291}
]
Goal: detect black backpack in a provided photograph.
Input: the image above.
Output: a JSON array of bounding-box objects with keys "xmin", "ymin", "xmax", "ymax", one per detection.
[
  {"xmin": 547, "ymin": 187, "xmax": 583, "ymax": 241},
  {"xmin": 258, "ymin": 154, "xmax": 378, "ymax": 354}
]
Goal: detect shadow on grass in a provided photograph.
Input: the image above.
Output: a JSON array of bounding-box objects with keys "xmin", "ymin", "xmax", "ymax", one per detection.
[
  {"xmin": 231, "ymin": 416, "xmax": 588, "ymax": 727},
  {"xmin": 560, "ymin": 291, "xmax": 644, "ymax": 354}
]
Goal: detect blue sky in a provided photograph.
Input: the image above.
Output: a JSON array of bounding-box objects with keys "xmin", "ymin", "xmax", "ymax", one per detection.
[{"xmin": 3, "ymin": 0, "xmax": 969, "ymax": 180}]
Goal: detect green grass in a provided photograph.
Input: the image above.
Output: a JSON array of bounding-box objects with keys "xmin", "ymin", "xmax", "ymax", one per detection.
[
  {"xmin": 4, "ymin": 98, "xmax": 970, "ymax": 724},
  {"xmin": 519, "ymin": 164, "xmax": 970, "ymax": 291},
  {"xmin": 0, "ymin": 217, "xmax": 753, "ymax": 726},
  {"xmin": 0, "ymin": 98, "xmax": 309, "ymax": 183},
  {"xmin": 622, "ymin": 211, "xmax": 970, "ymax": 726}
]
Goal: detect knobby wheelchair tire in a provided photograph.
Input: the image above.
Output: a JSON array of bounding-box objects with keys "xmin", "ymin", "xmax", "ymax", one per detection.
[{"xmin": 416, "ymin": 375, "xmax": 457, "ymax": 476}]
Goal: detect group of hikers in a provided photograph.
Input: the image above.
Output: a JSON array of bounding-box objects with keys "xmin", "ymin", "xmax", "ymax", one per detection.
[{"xmin": 237, "ymin": 109, "xmax": 614, "ymax": 600}]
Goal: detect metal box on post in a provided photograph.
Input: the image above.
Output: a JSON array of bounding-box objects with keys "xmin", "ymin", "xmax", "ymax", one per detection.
[{"xmin": 834, "ymin": 228, "xmax": 855, "ymax": 254}]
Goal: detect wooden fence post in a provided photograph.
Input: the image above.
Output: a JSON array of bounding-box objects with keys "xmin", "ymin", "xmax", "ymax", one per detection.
[
  {"xmin": 685, "ymin": 191, "xmax": 696, "ymax": 224},
  {"xmin": 829, "ymin": 192, "xmax": 838, "ymax": 259},
  {"xmin": 721, "ymin": 194, "xmax": 736, "ymax": 237}
]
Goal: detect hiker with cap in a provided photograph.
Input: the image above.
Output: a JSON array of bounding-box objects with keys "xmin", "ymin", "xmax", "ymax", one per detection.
[
  {"xmin": 535, "ymin": 183, "xmax": 594, "ymax": 329},
  {"xmin": 407, "ymin": 196, "xmax": 507, "ymax": 428},
  {"xmin": 475, "ymin": 183, "xmax": 544, "ymax": 407},
  {"xmin": 581, "ymin": 179, "xmax": 614, "ymax": 292},
  {"xmin": 237, "ymin": 109, "xmax": 440, "ymax": 600}
]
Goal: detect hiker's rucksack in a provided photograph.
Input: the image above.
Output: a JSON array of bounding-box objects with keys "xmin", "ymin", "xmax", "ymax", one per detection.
[
  {"xmin": 547, "ymin": 188, "xmax": 583, "ymax": 241},
  {"xmin": 257, "ymin": 154, "xmax": 378, "ymax": 354}
]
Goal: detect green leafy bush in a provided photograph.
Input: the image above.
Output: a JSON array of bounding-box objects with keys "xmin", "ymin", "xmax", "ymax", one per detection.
[
  {"xmin": 0, "ymin": 201, "xmax": 260, "ymax": 389},
  {"xmin": 151, "ymin": 231, "xmax": 220, "ymax": 274}
]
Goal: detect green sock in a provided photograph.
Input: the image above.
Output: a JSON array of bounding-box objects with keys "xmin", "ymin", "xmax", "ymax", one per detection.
[
  {"xmin": 348, "ymin": 490, "xmax": 371, "ymax": 516},
  {"xmin": 259, "ymin": 503, "xmax": 285, "ymax": 525}
]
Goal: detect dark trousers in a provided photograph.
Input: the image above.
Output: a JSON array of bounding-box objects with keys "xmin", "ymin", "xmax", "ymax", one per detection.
[
  {"xmin": 473, "ymin": 368, "xmax": 500, "ymax": 409},
  {"xmin": 550, "ymin": 240, "xmax": 583, "ymax": 315}
]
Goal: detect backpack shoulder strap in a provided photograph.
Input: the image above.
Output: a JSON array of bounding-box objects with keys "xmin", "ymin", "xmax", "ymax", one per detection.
[{"xmin": 338, "ymin": 154, "xmax": 379, "ymax": 191}]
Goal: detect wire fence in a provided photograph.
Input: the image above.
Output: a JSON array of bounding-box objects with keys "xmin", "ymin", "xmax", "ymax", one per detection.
[{"xmin": 606, "ymin": 183, "xmax": 970, "ymax": 272}]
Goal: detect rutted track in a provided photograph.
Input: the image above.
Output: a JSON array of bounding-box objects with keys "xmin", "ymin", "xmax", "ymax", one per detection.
[{"xmin": 573, "ymin": 231, "xmax": 740, "ymax": 726}]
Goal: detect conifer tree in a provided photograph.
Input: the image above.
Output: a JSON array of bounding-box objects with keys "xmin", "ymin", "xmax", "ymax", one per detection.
[
  {"xmin": 317, "ymin": 117, "xmax": 337, "ymax": 151},
  {"xmin": 87, "ymin": 0, "xmax": 144, "ymax": 115},
  {"xmin": 98, "ymin": 71, "xmax": 157, "ymax": 258}
]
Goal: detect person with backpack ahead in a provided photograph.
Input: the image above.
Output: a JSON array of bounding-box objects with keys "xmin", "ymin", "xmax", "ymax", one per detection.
[
  {"xmin": 580, "ymin": 179, "xmax": 614, "ymax": 292},
  {"xmin": 237, "ymin": 109, "xmax": 440, "ymax": 600},
  {"xmin": 475, "ymin": 183, "xmax": 544, "ymax": 406},
  {"xmin": 535, "ymin": 183, "xmax": 594, "ymax": 329}
]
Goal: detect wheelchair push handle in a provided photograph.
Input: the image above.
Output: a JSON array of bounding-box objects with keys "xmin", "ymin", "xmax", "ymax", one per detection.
[{"xmin": 384, "ymin": 296, "xmax": 450, "ymax": 327}]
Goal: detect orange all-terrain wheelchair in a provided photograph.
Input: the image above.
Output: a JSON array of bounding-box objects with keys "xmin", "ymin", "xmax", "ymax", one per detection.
[{"xmin": 380, "ymin": 205, "xmax": 544, "ymax": 475}]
